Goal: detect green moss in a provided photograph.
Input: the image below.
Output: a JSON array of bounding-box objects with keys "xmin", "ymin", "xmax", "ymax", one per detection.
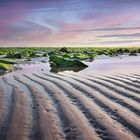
[
  {"xmin": 0, "ymin": 47, "xmax": 140, "ymax": 64},
  {"xmin": 0, "ymin": 59, "xmax": 16, "ymax": 75},
  {"xmin": 63, "ymin": 53, "xmax": 70, "ymax": 58},
  {"xmin": 0, "ymin": 59, "xmax": 17, "ymax": 64},
  {"xmin": 29, "ymin": 52, "xmax": 37, "ymax": 57},
  {"xmin": 21, "ymin": 50, "xmax": 30, "ymax": 57},
  {"xmin": 49, "ymin": 55, "xmax": 88, "ymax": 68},
  {"xmin": 60, "ymin": 47, "xmax": 69, "ymax": 53},
  {"xmin": 48, "ymin": 51, "xmax": 58, "ymax": 55},
  {"xmin": 6, "ymin": 52, "xmax": 22, "ymax": 59},
  {"xmin": 73, "ymin": 53, "xmax": 89, "ymax": 60},
  {"xmin": 0, "ymin": 62, "xmax": 14, "ymax": 71},
  {"xmin": 27, "ymin": 57, "xmax": 32, "ymax": 61},
  {"xmin": 42, "ymin": 53, "xmax": 48, "ymax": 57}
]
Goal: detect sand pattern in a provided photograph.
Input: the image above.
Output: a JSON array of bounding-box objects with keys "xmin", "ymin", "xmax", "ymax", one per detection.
[{"xmin": 0, "ymin": 72, "xmax": 140, "ymax": 140}]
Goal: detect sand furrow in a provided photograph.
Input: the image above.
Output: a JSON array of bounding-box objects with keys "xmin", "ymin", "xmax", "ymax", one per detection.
[
  {"xmin": 59, "ymin": 73, "xmax": 140, "ymax": 117},
  {"xmin": 103, "ymin": 75, "xmax": 140, "ymax": 94},
  {"xmin": 114, "ymin": 74, "xmax": 140, "ymax": 85},
  {"xmin": 87, "ymin": 75, "xmax": 140, "ymax": 103},
  {"xmin": 127, "ymin": 75, "xmax": 140, "ymax": 84},
  {"xmin": 14, "ymin": 76, "xmax": 65, "ymax": 140},
  {"xmin": 0, "ymin": 76, "xmax": 33, "ymax": 140},
  {"xmin": 0, "ymin": 71, "xmax": 140, "ymax": 140},
  {"xmin": 39, "ymin": 73, "xmax": 138, "ymax": 140},
  {"xmin": 58, "ymin": 73, "xmax": 140, "ymax": 138},
  {"xmin": 23, "ymin": 74, "xmax": 101, "ymax": 140},
  {"xmin": 115, "ymin": 74, "xmax": 140, "ymax": 85},
  {"xmin": 78, "ymin": 75, "xmax": 140, "ymax": 116},
  {"xmin": 34, "ymin": 74, "xmax": 115, "ymax": 140},
  {"xmin": 104, "ymin": 74, "xmax": 140, "ymax": 94},
  {"xmin": 0, "ymin": 77, "xmax": 15, "ymax": 140},
  {"xmin": 4, "ymin": 87, "xmax": 32, "ymax": 140},
  {"xmin": 133, "ymin": 74, "xmax": 140, "ymax": 78},
  {"xmin": 4, "ymin": 75, "xmax": 43, "ymax": 140},
  {"xmin": 0, "ymin": 87, "xmax": 8, "ymax": 138},
  {"xmin": 106, "ymin": 75, "xmax": 140, "ymax": 95}
]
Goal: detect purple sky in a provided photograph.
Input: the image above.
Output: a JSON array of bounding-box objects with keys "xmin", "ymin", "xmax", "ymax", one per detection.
[{"xmin": 0, "ymin": 0, "xmax": 140, "ymax": 47}]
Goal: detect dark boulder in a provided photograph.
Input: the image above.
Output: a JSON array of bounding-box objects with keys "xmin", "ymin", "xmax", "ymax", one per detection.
[
  {"xmin": 60, "ymin": 47, "xmax": 69, "ymax": 53},
  {"xmin": 49, "ymin": 55, "xmax": 88, "ymax": 68}
]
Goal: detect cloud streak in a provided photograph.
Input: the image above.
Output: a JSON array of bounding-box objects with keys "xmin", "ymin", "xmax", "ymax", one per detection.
[
  {"xmin": 98, "ymin": 33, "xmax": 140, "ymax": 38},
  {"xmin": 0, "ymin": 0, "xmax": 140, "ymax": 47},
  {"xmin": 64, "ymin": 26, "xmax": 140, "ymax": 33}
]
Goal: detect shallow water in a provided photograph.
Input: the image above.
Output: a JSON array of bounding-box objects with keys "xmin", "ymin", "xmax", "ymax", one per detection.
[
  {"xmin": 2, "ymin": 55, "xmax": 140, "ymax": 76},
  {"xmin": 79, "ymin": 55, "xmax": 140, "ymax": 74}
]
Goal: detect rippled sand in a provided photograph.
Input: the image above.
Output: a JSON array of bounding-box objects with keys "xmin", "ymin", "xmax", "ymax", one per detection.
[{"xmin": 0, "ymin": 55, "xmax": 140, "ymax": 140}]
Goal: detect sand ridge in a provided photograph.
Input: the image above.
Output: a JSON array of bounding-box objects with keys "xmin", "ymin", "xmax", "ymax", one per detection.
[{"xmin": 0, "ymin": 72, "xmax": 140, "ymax": 140}]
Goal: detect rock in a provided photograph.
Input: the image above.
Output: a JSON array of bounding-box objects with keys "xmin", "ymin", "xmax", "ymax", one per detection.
[
  {"xmin": 84, "ymin": 51, "xmax": 93, "ymax": 55},
  {"xmin": 49, "ymin": 55, "xmax": 88, "ymax": 68},
  {"xmin": 42, "ymin": 53, "xmax": 48, "ymax": 57},
  {"xmin": 6, "ymin": 52, "xmax": 22, "ymax": 59},
  {"xmin": 29, "ymin": 52, "xmax": 37, "ymax": 57},
  {"xmin": 60, "ymin": 47, "xmax": 69, "ymax": 53},
  {"xmin": 129, "ymin": 53, "xmax": 137, "ymax": 56}
]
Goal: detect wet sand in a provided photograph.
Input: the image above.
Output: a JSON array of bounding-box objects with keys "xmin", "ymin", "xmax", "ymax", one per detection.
[
  {"xmin": 0, "ymin": 55, "xmax": 140, "ymax": 140},
  {"xmin": 79, "ymin": 55, "xmax": 140, "ymax": 74}
]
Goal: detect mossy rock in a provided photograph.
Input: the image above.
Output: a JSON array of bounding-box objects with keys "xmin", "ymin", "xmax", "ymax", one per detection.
[
  {"xmin": 42, "ymin": 53, "xmax": 48, "ymax": 57},
  {"xmin": 48, "ymin": 51, "xmax": 57, "ymax": 55},
  {"xmin": 6, "ymin": 52, "xmax": 22, "ymax": 59},
  {"xmin": 0, "ymin": 62, "xmax": 14, "ymax": 71},
  {"xmin": 74, "ymin": 53, "xmax": 85, "ymax": 59},
  {"xmin": 60, "ymin": 47, "xmax": 69, "ymax": 53},
  {"xmin": 21, "ymin": 51, "xmax": 30, "ymax": 57},
  {"xmin": 73, "ymin": 53, "xmax": 93, "ymax": 60},
  {"xmin": 49, "ymin": 55, "xmax": 88, "ymax": 68},
  {"xmin": 0, "ymin": 63, "xmax": 14, "ymax": 76},
  {"xmin": 129, "ymin": 53, "xmax": 137, "ymax": 56},
  {"xmin": 0, "ymin": 59, "xmax": 16, "ymax": 64},
  {"xmin": 84, "ymin": 51, "xmax": 93, "ymax": 55},
  {"xmin": 29, "ymin": 52, "xmax": 38, "ymax": 57},
  {"xmin": 63, "ymin": 53, "xmax": 70, "ymax": 58}
]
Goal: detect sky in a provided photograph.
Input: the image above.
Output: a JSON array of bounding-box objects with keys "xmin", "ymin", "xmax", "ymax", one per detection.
[{"xmin": 0, "ymin": 0, "xmax": 140, "ymax": 47}]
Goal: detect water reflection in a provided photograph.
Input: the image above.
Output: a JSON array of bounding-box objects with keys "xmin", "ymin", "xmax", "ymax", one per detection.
[
  {"xmin": 50, "ymin": 66, "xmax": 87, "ymax": 73},
  {"xmin": 1, "ymin": 55, "xmax": 140, "ymax": 76},
  {"xmin": 79, "ymin": 55, "xmax": 140, "ymax": 74}
]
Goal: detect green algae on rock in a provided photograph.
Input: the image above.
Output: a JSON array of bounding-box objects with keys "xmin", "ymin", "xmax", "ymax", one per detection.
[{"xmin": 49, "ymin": 55, "xmax": 88, "ymax": 68}]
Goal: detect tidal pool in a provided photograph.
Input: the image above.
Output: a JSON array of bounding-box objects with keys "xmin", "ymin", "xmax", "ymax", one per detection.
[
  {"xmin": 79, "ymin": 55, "xmax": 140, "ymax": 74},
  {"xmin": 2, "ymin": 55, "xmax": 140, "ymax": 77}
]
